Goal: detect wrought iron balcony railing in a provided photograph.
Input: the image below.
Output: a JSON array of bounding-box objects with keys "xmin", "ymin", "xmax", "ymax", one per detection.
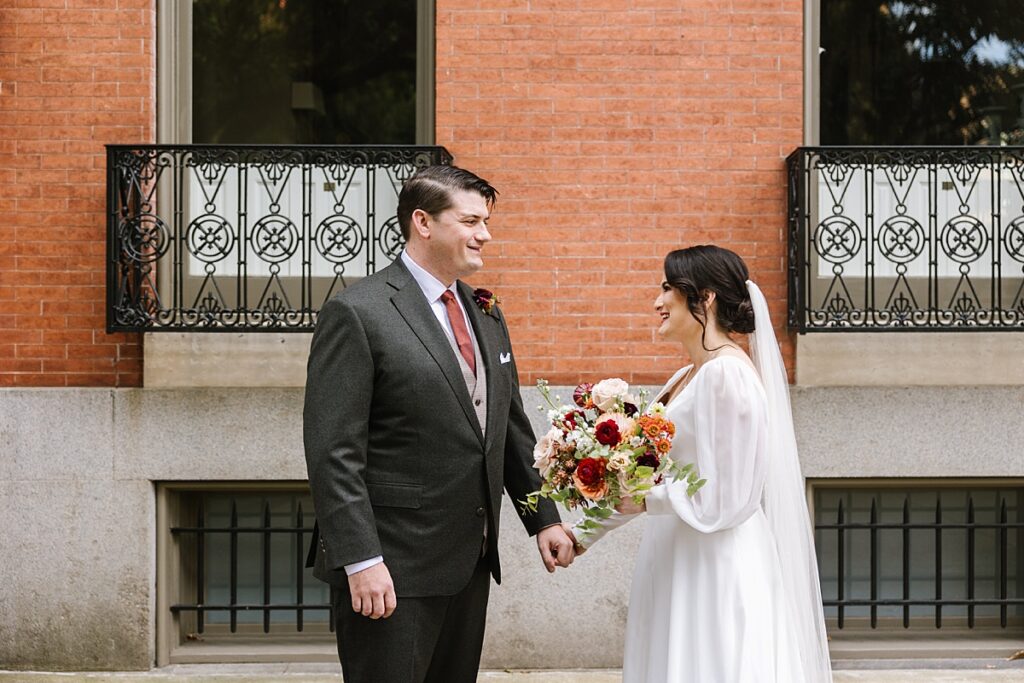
[
  {"xmin": 787, "ymin": 147, "xmax": 1024, "ymax": 332},
  {"xmin": 106, "ymin": 145, "xmax": 452, "ymax": 332}
]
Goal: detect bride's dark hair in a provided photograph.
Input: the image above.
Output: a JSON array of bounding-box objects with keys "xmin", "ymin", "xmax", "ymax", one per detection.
[{"xmin": 663, "ymin": 245, "xmax": 756, "ymax": 350}]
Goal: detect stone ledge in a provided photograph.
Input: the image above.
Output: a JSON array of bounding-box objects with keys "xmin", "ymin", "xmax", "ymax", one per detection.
[
  {"xmin": 797, "ymin": 332, "xmax": 1024, "ymax": 387},
  {"xmin": 144, "ymin": 333, "xmax": 312, "ymax": 388}
]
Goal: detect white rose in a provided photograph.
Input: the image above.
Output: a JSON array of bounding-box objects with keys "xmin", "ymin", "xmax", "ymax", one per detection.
[
  {"xmin": 591, "ymin": 377, "xmax": 630, "ymax": 411},
  {"xmin": 532, "ymin": 427, "xmax": 562, "ymax": 477},
  {"xmin": 606, "ymin": 451, "xmax": 631, "ymax": 472}
]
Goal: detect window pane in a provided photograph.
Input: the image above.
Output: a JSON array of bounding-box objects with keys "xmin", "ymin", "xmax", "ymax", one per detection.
[
  {"xmin": 821, "ymin": 1, "xmax": 1024, "ymax": 145},
  {"xmin": 198, "ymin": 492, "xmax": 330, "ymax": 627},
  {"xmin": 193, "ymin": 0, "xmax": 417, "ymax": 144},
  {"xmin": 814, "ymin": 486, "xmax": 1023, "ymax": 628}
]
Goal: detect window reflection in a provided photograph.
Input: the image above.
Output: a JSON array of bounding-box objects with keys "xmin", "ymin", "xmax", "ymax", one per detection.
[
  {"xmin": 193, "ymin": 0, "xmax": 417, "ymax": 145},
  {"xmin": 821, "ymin": 1, "xmax": 1024, "ymax": 145}
]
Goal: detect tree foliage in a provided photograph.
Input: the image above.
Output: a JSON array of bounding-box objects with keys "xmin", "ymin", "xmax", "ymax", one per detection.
[
  {"xmin": 193, "ymin": 0, "xmax": 417, "ymax": 144},
  {"xmin": 821, "ymin": 0, "xmax": 1024, "ymax": 144}
]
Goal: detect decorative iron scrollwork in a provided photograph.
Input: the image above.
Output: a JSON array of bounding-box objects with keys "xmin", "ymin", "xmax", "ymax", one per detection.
[
  {"xmin": 315, "ymin": 215, "xmax": 364, "ymax": 264},
  {"xmin": 878, "ymin": 216, "xmax": 925, "ymax": 264},
  {"xmin": 940, "ymin": 215, "xmax": 988, "ymax": 264},
  {"xmin": 377, "ymin": 216, "xmax": 406, "ymax": 261},
  {"xmin": 187, "ymin": 214, "xmax": 235, "ymax": 263},
  {"xmin": 106, "ymin": 144, "xmax": 453, "ymax": 332},
  {"xmin": 814, "ymin": 216, "xmax": 862, "ymax": 265},
  {"xmin": 118, "ymin": 213, "xmax": 170, "ymax": 263}
]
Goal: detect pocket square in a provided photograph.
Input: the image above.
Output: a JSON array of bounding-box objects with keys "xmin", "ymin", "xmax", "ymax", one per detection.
[{"xmin": 499, "ymin": 352, "xmax": 511, "ymax": 364}]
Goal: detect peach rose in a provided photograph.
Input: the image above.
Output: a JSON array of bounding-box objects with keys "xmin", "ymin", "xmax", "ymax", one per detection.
[{"xmin": 532, "ymin": 427, "xmax": 562, "ymax": 477}]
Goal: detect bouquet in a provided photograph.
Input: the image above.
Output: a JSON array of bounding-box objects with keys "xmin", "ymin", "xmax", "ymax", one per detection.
[{"xmin": 521, "ymin": 377, "xmax": 705, "ymax": 534}]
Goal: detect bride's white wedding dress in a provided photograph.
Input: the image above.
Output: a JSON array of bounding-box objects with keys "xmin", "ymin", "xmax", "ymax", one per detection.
[{"xmin": 576, "ymin": 356, "xmax": 806, "ymax": 682}]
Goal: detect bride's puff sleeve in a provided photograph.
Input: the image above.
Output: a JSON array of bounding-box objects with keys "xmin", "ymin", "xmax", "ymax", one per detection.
[{"xmin": 645, "ymin": 359, "xmax": 769, "ymax": 533}]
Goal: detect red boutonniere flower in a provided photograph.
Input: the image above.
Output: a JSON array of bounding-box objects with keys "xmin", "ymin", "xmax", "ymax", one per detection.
[{"xmin": 472, "ymin": 288, "xmax": 500, "ymax": 315}]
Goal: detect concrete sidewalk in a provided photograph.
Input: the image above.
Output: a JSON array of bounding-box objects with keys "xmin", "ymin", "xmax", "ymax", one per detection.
[{"xmin": 2, "ymin": 664, "xmax": 1024, "ymax": 682}]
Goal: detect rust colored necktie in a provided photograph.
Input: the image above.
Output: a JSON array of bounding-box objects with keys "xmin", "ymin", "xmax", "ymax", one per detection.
[{"xmin": 440, "ymin": 290, "xmax": 476, "ymax": 376}]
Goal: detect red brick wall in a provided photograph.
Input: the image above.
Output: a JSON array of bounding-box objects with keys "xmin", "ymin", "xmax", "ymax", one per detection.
[
  {"xmin": 0, "ymin": 1, "xmax": 800, "ymax": 388},
  {"xmin": 0, "ymin": 0, "xmax": 153, "ymax": 387},
  {"xmin": 436, "ymin": 0, "xmax": 803, "ymax": 385}
]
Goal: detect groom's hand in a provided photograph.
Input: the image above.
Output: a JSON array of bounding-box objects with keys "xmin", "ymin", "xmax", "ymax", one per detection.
[
  {"xmin": 347, "ymin": 562, "xmax": 397, "ymax": 619},
  {"xmin": 536, "ymin": 524, "xmax": 575, "ymax": 572}
]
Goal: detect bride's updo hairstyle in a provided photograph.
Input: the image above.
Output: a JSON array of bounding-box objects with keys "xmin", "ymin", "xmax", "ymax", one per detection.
[{"xmin": 664, "ymin": 245, "xmax": 756, "ymax": 349}]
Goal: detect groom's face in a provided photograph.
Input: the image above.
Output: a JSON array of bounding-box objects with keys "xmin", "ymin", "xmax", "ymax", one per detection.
[{"xmin": 423, "ymin": 189, "xmax": 492, "ymax": 281}]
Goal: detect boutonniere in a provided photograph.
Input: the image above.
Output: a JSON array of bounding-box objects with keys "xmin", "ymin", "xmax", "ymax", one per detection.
[{"xmin": 472, "ymin": 288, "xmax": 501, "ymax": 316}]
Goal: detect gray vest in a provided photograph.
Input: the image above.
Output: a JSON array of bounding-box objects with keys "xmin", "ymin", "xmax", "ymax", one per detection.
[
  {"xmin": 444, "ymin": 321, "xmax": 489, "ymax": 551},
  {"xmin": 444, "ymin": 323, "xmax": 487, "ymax": 437}
]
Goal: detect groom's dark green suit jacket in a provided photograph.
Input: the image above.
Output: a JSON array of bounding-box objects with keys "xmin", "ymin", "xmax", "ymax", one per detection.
[{"xmin": 303, "ymin": 258, "xmax": 560, "ymax": 597}]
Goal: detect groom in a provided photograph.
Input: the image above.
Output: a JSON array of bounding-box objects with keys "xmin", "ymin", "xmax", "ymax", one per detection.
[{"xmin": 303, "ymin": 165, "xmax": 574, "ymax": 683}]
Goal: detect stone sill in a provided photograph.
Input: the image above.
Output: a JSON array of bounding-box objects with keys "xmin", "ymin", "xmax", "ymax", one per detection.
[
  {"xmin": 827, "ymin": 631, "xmax": 1024, "ymax": 661},
  {"xmin": 143, "ymin": 331, "xmax": 1024, "ymax": 389},
  {"xmin": 144, "ymin": 333, "xmax": 312, "ymax": 388},
  {"xmin": 167, "ymin": 638, "xmax": 336, "ymax": 665},
  {"xmin": 796, "ymin": 332, "xmax": 1024, "ymax": 386}
]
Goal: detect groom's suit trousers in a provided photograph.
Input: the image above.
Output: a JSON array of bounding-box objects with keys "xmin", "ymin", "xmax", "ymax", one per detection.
[{"xmin": 332, "ymin": 556, "xmax": 490, "ymax": 683}]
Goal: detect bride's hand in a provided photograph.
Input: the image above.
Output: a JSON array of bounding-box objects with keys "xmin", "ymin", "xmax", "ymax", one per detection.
[
  {"xmin": 562, "ymin": 523, "xmax": 586, "ymax": 556},
  {"xmin": 615, "ymin": 495, "xmax": 646, "ymax": 515}
]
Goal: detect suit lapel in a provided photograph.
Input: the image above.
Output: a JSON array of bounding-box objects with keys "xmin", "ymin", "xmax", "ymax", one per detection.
[
  {"xmin": 458, "ymin": 281, "xmax": 503, "ymax": 453},
  {"xmin": 388, "ymin": 262, "xmax": 484, "ymax": 445}
]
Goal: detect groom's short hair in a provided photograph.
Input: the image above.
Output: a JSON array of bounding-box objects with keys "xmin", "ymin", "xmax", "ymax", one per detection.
[{"xmin": 397, "ymin": 165, "xmax": 498, "ymax": 239}]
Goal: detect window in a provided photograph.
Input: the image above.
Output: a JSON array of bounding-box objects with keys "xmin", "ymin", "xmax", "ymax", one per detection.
[
  {"xmin": 819, "ymin": 1, "xmax": 1024, "ymax": 146},
  {"xmin": 157, "ymin": 485, "xmax": 333, "ymax": 664},
  {"xmin": 188, "ymin": 0, "xmax": 426, "ymax": 290},
  {"xmin": 144, "ymin": 1, "xmax": 440, "ymax": 329},
  {"xmin": 814, "ymin": 484, "xmax": 1023, "ymax": 631},
  {"xmin": 793, "ymin": 4, "xmax": 1024, "ymax": 329},
  {"xmin": 192, "ymin": 0, "xmax": 421, "ymax": 145}
]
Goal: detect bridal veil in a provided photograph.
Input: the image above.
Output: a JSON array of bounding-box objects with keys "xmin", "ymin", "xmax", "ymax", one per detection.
[{"xmin": 746, "ymin": 280, "xmax": 833, "ymax": 682}]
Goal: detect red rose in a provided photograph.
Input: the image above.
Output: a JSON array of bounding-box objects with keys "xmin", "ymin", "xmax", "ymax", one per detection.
[
  {"xmin": 575, "ymin": 457, "xmax": 606, "ymax": 485},
  {"xmin": 572, "ymin": 457, "xmax": 608, "ymax": 500},
  {"xmin": 562, "ymin": 410, "xmax": 582, "ymax": 430},
  {"xmin": 595, "ymin": 420, "xmax": 621, "ymax": 446},
  {"xmin": 572, "ymin": 382, "xmax": 593, "ymax": 408}
]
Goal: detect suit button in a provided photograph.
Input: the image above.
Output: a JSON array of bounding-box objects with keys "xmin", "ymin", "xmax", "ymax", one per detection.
[
  {"xmin": 475, "ymin": 507, "xmax": 485, "ymax": 517},
  {"xmin": 474, "ymin": 399, "xmax": 481, "ymax": 406}
]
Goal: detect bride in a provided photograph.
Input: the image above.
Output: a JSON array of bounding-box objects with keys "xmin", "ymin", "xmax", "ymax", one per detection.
[{"xmin": 566, "ymin": 245, "xmax": 833, "ymax": 682}]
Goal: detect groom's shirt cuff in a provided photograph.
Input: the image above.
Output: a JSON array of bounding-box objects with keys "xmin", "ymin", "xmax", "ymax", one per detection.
[{"xmin": 344, "ymin": 555, "xmax": 383, "ymax": 575}]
